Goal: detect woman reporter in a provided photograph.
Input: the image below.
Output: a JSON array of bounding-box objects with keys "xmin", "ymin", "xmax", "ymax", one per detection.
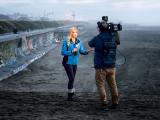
[{"xmin": 61, "ymin": 27, "xmax": 92, "ymax": 101}]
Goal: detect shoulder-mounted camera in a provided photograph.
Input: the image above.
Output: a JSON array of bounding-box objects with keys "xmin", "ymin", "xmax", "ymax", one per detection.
[{"xmin": 97, "ymin": 16, "xmax": 122, "ymax": 33}]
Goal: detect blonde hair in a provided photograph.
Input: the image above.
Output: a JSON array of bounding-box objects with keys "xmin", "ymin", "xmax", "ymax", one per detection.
[{"xmin": 67, "ymin": 27, "xmax": 78, "ymax": 46}]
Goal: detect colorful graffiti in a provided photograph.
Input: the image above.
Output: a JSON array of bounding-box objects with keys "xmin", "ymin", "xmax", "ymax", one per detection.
[
  {"xmin": 0, "ymin": 41, "xmax": 17, "ymax": 66},
  {"xmin": 54, "ymin": 31, "xmax": 68, "ymax": 42},
  {"xmin": 0, "ymin": 25, "xmax": 77, "ymax": 81},
  {"xmin": 0, "ymin": 51, "xmax": 4, "ymax": 67},
  {"xmin": 0, "ymin": 29, "xmax": 69, "ymax": 68}
]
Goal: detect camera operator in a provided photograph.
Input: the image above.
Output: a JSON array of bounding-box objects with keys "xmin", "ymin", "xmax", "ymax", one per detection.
[
  {"xmin": 88, "ymin": 17, "xmax": 120, "ymax": 109},
  {"xmin": 101, "ymin": 16, "xmax": 120, "ymax": 45}
]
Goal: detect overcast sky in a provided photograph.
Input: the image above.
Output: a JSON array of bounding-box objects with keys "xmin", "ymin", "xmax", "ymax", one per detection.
[{"xmin": 0, "ymin": 0, "xmax": 160, "ymax": 26}]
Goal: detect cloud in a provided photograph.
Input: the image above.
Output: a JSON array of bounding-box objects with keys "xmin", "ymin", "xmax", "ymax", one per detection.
[
  {"xmin": 0, "ymin": 0, "xmax": 160, "ymax": 25},
  {"xmin": 0, "ymin": 0, "xmax": 33, "ymax": 7},
  {"xmin": 33, "ymin": 0, "xmax": 60, "ymax": 4},
  {"xmin": 0, "ymin": 0, "xmax": 60, "ymax": 6},
  {"xmin": 111, "ymin": 0, "xmax": 160, "ymax": 11},
  {"xmin": 0, "ymin": 0, "xmax": 32, "ymax": 4},
  {"xmin": 0, "ymin": 0, "xmax": 101, "ymax": 5},
  {"xmin": 64, "ymin": 0, "xmax": 101, "ymax": 4}
]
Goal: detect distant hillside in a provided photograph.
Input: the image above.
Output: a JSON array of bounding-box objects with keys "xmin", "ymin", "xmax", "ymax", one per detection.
[
  {"xmin": 0, "ymin": 20, "xmax": 72, "ymax": 34},
  {"xmin": 0, "ymin": 14, "xmax": 12, "ymax": 20}
]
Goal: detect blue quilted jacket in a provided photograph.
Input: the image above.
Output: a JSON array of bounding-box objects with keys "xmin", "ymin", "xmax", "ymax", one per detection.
[{"xmin": 61, "ymin": 37, "xmax": 88, "ymax": 65}]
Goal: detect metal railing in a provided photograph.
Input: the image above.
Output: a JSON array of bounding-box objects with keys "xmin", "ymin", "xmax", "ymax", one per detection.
[{"xmin": 0, "ymin": 25, "xmax": 73, "ymax": 81}]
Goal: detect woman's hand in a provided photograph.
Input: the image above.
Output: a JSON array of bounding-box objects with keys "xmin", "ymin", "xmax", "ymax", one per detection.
[
  {"xmin": 72, "ymin": 48, "xmax": 78, "ymax": 54},
  {"xmin": 72, "ymin": 48, "xmax": 77, "ymax": 53}
]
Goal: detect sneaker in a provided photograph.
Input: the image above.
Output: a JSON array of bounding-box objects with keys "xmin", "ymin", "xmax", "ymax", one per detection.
[
  {"xmin": 67, "ymin": 93, "xmax": 79, "ymax": 102},
  {"xmin": 67, "ymin": 93, "xmax": 74, "ymax": 101}
]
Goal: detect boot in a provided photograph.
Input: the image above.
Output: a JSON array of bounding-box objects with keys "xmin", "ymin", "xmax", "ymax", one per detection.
[
  {"xmin": 67, "ymin": 93, "xmax": 74, "ymax": 101},
  {"xmin": 109, "ymin": 95, "xmax": 119, "ymax": 109}
]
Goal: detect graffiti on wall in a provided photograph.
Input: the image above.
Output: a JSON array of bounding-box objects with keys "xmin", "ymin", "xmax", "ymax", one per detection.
[
  {"xmin": 0, "ymin": 51, "xmax": 4, "ymax": 67},
  {"xmin": 0, "ymin": 29, "xmax": 69, "ymax": 67},
  {"xmin": 0, "ymin": 41, "xmax": 17, "ymax": 66},
  {"xmin": 48, "ymin": 32, "xmax": 54, "ymax": 43},
  {"xmin": 54, "ymin": 31, "xmax": 69, "ymax": 42}
]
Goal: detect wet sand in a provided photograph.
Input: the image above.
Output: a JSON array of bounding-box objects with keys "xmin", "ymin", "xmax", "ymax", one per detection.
[{"xmin": 0, "ymin": 24, "xmax": 160, "ymax": 120}]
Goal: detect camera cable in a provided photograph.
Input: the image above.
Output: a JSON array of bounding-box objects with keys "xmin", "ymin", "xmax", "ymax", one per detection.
[{"xmin": 116, "ymin": 48, "xmax": 127, "ymax": 68}]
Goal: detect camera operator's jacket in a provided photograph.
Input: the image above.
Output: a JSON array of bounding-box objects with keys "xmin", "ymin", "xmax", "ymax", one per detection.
[
  {"xmin": 61, "ymin": 37, "xmax": 88, "ymax": 65},
  {"xmin": 88, "ymin": 32, "xmax": 117, "ymax": 69}
]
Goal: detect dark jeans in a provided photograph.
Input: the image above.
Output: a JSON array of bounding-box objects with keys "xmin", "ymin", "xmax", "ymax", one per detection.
[{"xmin": 64, "ymin": 64, "xmax": 77, "ymax": 90}]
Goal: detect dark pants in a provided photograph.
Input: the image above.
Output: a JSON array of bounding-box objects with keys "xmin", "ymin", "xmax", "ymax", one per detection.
[{"xmin": 64, "ymin": 64, "xmax": 77, "ymax": 92}]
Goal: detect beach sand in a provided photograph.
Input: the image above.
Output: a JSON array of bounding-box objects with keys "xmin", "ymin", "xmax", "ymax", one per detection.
[{"xmin": 0, "ymin": 24, "xmax": 160, "ymax": 120}]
